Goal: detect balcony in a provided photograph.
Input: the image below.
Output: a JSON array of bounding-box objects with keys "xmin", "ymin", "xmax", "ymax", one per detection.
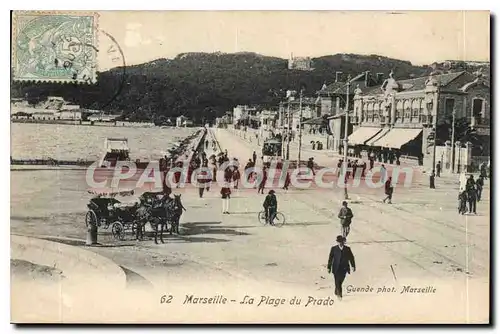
[{"xmin": 470, "ymin": 117, "xmax": 490, "ymax": 127}]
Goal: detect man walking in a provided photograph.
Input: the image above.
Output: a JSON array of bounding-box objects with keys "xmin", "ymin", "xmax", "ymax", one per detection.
[
  {"xmin": 283, "ymin": 170, "xmax": 291, "ymax": 190},
  {"xmin": 476, "ymin": 175, "xmax": 484, "ymax": 202},
  {"xmin": 327, "ymin": 235, "xmax": 356, "ymax": 300},
  {"xmin": 466, "ymin": 178, "xmax": 477, "ymax": 214},
  {"xmin": 252, "ymin": 151, "xmax": 257, "ymax": 165},
  {"xmin": 337, "ymin": 201, "xmax": 353, "ymax": 238},
  {"xmin": 258, "ymin": 167, "xmax": 268, "ymax": 194},
  {"xmin": 436, "ymin": 161, "xmax": 442, "ymax": 177},
  {"xmin": 369, "ymin": 151, "xmax": 375, "ymax": 170},
  {"xmin": 383, "ymin": 177, "xmax": 394, "ymax": 204},
  {"xmin": 307, "ymin": 157, "xmax": 316, "ymax": 176}
]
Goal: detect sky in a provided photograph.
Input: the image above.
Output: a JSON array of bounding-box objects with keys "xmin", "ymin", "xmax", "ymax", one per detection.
[{"xmin": 97, "ymin": 11, "xmax": 490, "ymax": 70}]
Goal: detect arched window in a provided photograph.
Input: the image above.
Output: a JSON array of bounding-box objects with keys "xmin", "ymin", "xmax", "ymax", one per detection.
[
  {"xmin": 472, "ymin": 98, "xmax": 484, "ymax": 117},
  {"xmin": 367, "ymin": 103, "xmax": 374, "ymax": 122},
  {"xmin": 396, "ymin": 101, "xmax": 404, "ymax": 122},
  {"xmin": 361, "ymin": 103, "xmax": 366, "ymax": 122},
  {"xmin": 412, "ymin": 99, "xmax": 421, "ymax": 121},
  {"xmin": 404, "ymin": 100, "xmax": 411, "ymax": 121}
]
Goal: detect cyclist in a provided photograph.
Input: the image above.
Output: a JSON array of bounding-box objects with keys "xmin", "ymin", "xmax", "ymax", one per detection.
[{"xmin": 263, "ymin": 189, "xmax": 278, "ymax": 225}]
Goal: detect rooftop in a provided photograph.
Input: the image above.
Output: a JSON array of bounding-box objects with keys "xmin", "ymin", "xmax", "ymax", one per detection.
[
  {"xmin": 317, "ymin": 71, "xmax": 381, "ymax": 95},
  {"xmin": 362, "ymin": 71, "xmax": 470, "ymax": 95}
]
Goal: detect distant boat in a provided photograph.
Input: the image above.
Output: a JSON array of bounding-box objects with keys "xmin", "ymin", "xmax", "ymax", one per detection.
[{"xmin": 97, "ymin": 138, "xmax": 165, "ymax": 170}]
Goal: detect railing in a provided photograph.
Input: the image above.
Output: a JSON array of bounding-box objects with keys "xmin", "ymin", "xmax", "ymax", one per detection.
[{"xmin": 470, "ymin": 117, "xmax": 490, "ymax": 127}]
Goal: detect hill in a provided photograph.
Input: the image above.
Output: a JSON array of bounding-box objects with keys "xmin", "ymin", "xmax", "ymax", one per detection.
[{"xmin": 11, "ymin": 52, "xmax": 429, "ymax": 123}]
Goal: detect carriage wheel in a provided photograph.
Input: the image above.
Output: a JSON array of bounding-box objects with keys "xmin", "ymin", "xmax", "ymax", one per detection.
[
  {"xmin": 111, "ymin": 222, "xmax": 125, "ymax": 241},
  {"xmin": 85, "ymin": 210, "xmax": 97, "ymax": 228}
]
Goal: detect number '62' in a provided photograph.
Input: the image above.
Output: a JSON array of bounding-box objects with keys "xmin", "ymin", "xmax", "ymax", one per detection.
[{"xmin": 160, "ymin": 295, "xmax": 173, "ymax": 304}]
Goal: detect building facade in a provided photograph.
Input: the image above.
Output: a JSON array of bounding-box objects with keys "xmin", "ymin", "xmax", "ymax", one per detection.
[
  {"xmin": 288, "ymin": 54, "xmax": 313, "ymax": 71},
  {"xmin": 232, "ymin": 105, "xmax": 258, "ymax": 126},
  {"xmin": 317, "ymin": 71, "xmax": 385, "ymax": 152},
  {"xmin": 348, "ymin": 70, "xmax": 490, "ymax": 170},
  {"xmin": 278, "ymin": 97, "xmax": 320, "ymax": 131},
  {"xmin": 259, "ymin": 110, "xmax": 278, "ymax": 130},
  {"xmin": 56, "ymin": 110, "xmax": 82, "ymax": 120}
]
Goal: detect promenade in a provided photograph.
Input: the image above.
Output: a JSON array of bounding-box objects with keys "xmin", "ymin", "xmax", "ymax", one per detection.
[{"xmin": 10, "ymin": 127, "xmax": 490, "ymax": 323}]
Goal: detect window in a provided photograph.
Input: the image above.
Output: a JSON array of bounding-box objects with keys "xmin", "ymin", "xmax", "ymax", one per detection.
[
  {"xmin": 473, "ymin": 98, "xmax": 484, "ymax": 125},
  {"xmin": 404, "ymin": 100, "xmax": 411, "ymax": 121},
  {"xmin": 473, "ymin": 98, "xmax": 483, "ymax": 118},
  {"xmin": 367, "ymin": 103, "xmax": 374, "ymax": 122},
  {"xmin": 445, "ymin": 98, "xmax": 455, "ymax": 118},
  {"xmin": 396, "ymin": 101, "xmax": 404, "ymax": 122},
  {"xmin": 412, "ymin": 99, "xmax": 421, "ymax": 120}
]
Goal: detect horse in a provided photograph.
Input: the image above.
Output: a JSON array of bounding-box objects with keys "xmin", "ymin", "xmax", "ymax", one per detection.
[
  {"xmin": 134, "ymin": 192, "xmax": 170, "ymax": 244},
  {"xmin": 134, "ymin": 192, "xmax": 186, "ymax": 244},
  {"xmin": 166, "ymin": 194, "xmax": 186, "ymax": 235}
]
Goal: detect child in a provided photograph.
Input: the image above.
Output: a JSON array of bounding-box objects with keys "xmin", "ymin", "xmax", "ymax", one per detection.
[{"xmin": 458, "ymin": 190, "xmax": 468, "ymax": 215}]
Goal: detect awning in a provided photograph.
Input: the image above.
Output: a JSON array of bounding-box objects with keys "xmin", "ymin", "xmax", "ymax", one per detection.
[
  {"xmin": 373, "ymin": 128, "xmax": 423, "ymax": 149},
  {"xmin": 348, "ymin": 127, "xmax": 383, "ymax": 145},
  {"xmin": 366, "ymin": 128, "xmax": 390, "ymax": 146}
]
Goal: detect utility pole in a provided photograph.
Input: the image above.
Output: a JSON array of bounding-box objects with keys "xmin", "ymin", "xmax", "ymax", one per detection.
[
  {"xmin": 285, "ymin": 90, "xmax": 296, "ymax": 160},
  {"xmin": 430, "ymin": 96, "xmax": 439, "ymax": 188},
  {"xmin": 450, "ymin": 107, "xmax": 456, "ymax": 173},
  {"xmin": 343, "ymin": 75, "xmax": 351, "ymax": 200},
  {"xmin": 297, "ymin": 89, "xmax": 304, "ymax": 167},
  {"xmin": 286, "ymin": 99, "xmax": 291, "ymax": 160}
]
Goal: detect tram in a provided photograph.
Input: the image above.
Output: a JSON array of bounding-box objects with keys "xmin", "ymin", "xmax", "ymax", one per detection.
[{"xmin": 262, "ymin": 136, "xmax": 283, "ymax": 166}]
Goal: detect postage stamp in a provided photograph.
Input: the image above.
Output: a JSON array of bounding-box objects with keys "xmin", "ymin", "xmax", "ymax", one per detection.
[{"xmin": 11, "ymin": 11, "xmax": 99, "ymax": 83}]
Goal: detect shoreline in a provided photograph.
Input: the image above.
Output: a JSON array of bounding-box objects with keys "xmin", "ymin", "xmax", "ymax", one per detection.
[{"xmin": 11, "ymin": 119, "xmax": 200, "ymax": 128}]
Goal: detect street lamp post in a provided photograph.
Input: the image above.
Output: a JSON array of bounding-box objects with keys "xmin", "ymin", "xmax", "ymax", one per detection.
[
  {"xmin": 285, "ymin": 90, "xmax": 296, "ymax": 160},
  {"xmin": 297, "ymin": 89, "xmax": 304, "ymax": 167},
  {"xmin": 450, "ymin": 108, "xmax": 456, "ymax": 173},
  {"xmin": 343, "ymin": 75, "xmax": 351, "ymax": 200},
  {"xmin": 286, "ymin": 100, "xmax": 291, "ymax": 160},
  {"xmin": 430, "ymin": 91, "xmax": 439, "ymax": 188}
]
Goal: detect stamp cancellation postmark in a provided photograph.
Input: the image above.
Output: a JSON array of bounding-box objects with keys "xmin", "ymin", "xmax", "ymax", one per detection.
[{"xmin": 12, "ymin": 11, "xmax": 99, "ymax": 83}]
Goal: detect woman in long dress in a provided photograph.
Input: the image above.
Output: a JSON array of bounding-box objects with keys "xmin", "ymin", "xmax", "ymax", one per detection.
[{"xmin": 221, "ymin": 183, "xmax": 231, "ymax": 214}]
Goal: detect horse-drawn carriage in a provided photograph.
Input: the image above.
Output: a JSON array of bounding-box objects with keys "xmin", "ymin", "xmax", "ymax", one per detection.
[
  {"xmin": 85, "ymin": 189, "xmax": 141, "ymax": 240},
  {"xmin": 85, "ymin": 189, "xmax": 186, "ymax": 243}
]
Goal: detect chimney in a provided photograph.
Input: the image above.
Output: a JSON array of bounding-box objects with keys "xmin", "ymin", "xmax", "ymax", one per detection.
[
  {"xmin": 335, "ymin": 71, "xmax": 342, "ymax": 83},
  {"xmin": 376, "ymin": 73, "xmax": 384, "ymax": 83},
  {"xmin": 364, "ymin": 71, "xmax": 370, "ymax": 87}
]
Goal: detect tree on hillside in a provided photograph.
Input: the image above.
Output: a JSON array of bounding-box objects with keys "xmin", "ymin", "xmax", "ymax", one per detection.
[{"xmin": 10, "ymin": 52, "xmax": 429, "ymax": 123}]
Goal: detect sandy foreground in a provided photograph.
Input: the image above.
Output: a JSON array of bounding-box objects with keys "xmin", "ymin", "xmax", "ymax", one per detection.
[{"xmin": 10, "ymin": 128, "xmax": 490, "ymax": 324}]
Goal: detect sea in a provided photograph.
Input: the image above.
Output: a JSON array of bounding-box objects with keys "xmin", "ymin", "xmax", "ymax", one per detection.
[{"xmin": 10, "ymin": 123, "xmax": 198, "ymax": 161}]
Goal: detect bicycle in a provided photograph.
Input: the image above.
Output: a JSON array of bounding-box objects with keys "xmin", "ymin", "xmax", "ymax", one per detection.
[{"xmin": 258, "ymin": 209, "xmax": 286, "ymax": 227}]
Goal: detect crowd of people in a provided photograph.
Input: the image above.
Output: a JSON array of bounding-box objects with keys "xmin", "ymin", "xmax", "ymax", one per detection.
[{"xmin": 188, "ymin": 131, "xmax": 488, "ymax": 301}]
